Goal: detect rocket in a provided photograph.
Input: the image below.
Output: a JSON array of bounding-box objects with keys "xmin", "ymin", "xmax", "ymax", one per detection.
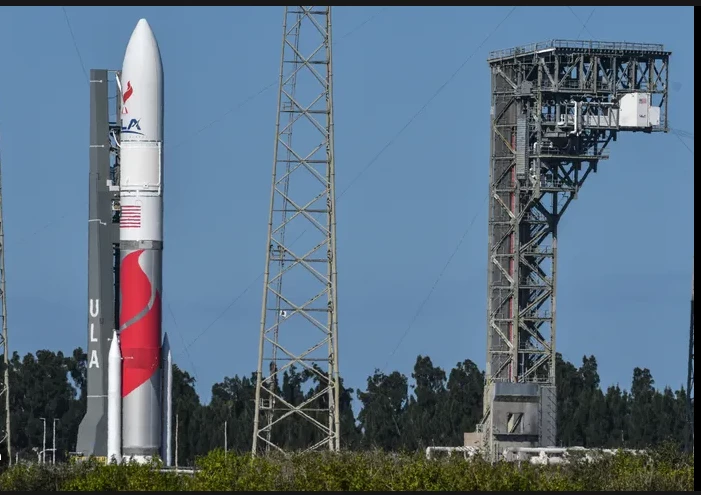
[{"xmin": 106, "ymin": 18, "xmax": 172, "ymax": 465}]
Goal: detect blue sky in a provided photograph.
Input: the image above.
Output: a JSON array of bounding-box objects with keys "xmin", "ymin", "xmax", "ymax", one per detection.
[{"xmin": 0, "ymin": 6, "xmax": 694, "ymax": 404}]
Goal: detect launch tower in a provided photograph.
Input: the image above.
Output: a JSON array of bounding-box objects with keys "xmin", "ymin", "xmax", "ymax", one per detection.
[
  {"xmin": 0, "ymin": 141, "xmax": 11, "ymax": 464},
  {"xmin": 687, "ymin": 256, "xmax": 694, "ymax": 453},
  {"xmin": 478, "ymin": 39, "xmax": 671, "ymax": 460},
  {"xmin": 252, "ymin": 6, "xmax": 341, "ymax": 454},
  {"xmin": 76, "ymin": 69, "xmax": 122, "ymax": 459}
]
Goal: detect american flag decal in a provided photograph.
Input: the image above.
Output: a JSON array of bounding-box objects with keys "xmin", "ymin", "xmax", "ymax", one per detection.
[{"xmin": 120, "ymin": 204, "xmax": 142, "ymax": 228}]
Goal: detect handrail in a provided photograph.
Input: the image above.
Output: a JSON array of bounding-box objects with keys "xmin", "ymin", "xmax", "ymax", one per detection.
[{"xmin": 489, "ymin": 39, "xmax": 667, "ymax": 61}]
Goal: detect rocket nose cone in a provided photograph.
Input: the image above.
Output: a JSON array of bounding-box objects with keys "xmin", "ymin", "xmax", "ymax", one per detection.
[
  {"xmin": 123, "ymin": 17, "xmax": 163, "ymax": 73},
  {"xmin": 127, "ymin": 18, "xmax": 158, "ymax": 46},
  {"xmin": 133, "ymin": 18, "xmax": 154, "ymax": 37}
]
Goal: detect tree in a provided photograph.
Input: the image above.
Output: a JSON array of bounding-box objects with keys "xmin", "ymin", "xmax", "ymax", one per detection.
[
  {"xmin": 404, "ymin": 356, "xmax": 449, "ymax": 449},
  {"xmin": 172, "ymin": 364, "xmax": 202, "ymax": 466},
  {"xmin": 356, "ymin": 370, "xmax": 408, "ymax": 451},
  {"xmin": 1, "ymin": 347, "xmax": 691, "ymax": 462},
  {"xmin": 444, "ymin": 359, "xmax": 483, "ymax": 446},
  {"xmin": 629, "ymin": 367, "xmax": 657, "ymax": 448}
]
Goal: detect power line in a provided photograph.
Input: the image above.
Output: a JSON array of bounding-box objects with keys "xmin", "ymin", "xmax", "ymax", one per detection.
[
  {"xmin": 567, "ymin": 6, "xmax": 596, "ymax": 40},
  {"xmin": 575, "ymin": 8, "xmax": 596, "ymax": 40},
  {"xmin": 382, "ymin": 194, "xmax": 488, "ymax": 372},
  {"xmin": 672, "ymin": 129, "xmax": 694, "ymax": 155},
  {"xmin": 670, "ymin": 128, "xmax": 693, "ymax": 140},
  {"xmin": 61, "ymin": 7, "xmax": 89, "ymax": 82},
  {"xmin": 166, "ymin": 302, "xmax": 199, "ymax": 382}
]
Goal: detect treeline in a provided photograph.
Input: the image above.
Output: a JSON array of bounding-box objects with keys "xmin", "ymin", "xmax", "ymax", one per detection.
[{"xmin": 0, "ymin": 350, "xmax": 692, "ymax": 466}]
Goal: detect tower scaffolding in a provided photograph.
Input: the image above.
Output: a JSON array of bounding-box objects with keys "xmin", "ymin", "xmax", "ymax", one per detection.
[
  {"xmin": 686, "ymin": 255, "xmax": 694, "ymax": 453},
  {"xmin": 75, "ymin": 69, "xmax": 122, "ymax": 459},
  {"xmin": 0, "ymin": 141, "xmax": 11, "ymax": 464},
  {"xmin": 478, "ymin": 40, "xmax": 671, "ymax": 461},
  {"xmin": 252, "ymin": 6, "xmax": 340, "ymax": 455}
]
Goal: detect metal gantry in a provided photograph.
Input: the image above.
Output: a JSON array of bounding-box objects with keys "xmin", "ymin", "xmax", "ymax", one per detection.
[
  {"xmin": 687, "ymin": 256, "xmax": 694, "ymax": 453},
  {"xmin": 252, "ymin": 6, "xmax": 340, "ymax": 455},
  {"xmin": 75, "ymin": 69, "xmax": 122, "ymax": 459},
  {"xmin": 0, "ymin": 142, "xmax": 11, "ymax": 465},
  {"xmin": 480, "ymin": 40, "xmax": 670, "ymax": 460}
]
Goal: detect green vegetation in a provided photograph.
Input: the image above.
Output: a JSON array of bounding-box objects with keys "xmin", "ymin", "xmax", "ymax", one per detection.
[
  {"xmin": 0, "ymin": 448, "xmax": 694, "ymax": 491},
  {"xmin": 0, "ymin": 348, "xmax": 693, "ymax": 465}
]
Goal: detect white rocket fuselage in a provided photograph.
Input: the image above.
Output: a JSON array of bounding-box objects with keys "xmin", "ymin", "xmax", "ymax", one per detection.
[{"xmin": 117, "ymin": 18, "xmax": 165, "ymax": 462}]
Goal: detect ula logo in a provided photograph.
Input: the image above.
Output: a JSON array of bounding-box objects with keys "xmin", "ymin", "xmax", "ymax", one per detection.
[{"xmin": 122, "ymin": 118, "xmax": 144, "ymax": 136}]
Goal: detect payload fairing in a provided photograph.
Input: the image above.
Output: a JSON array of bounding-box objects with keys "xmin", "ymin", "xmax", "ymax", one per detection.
[{"xmin": 78, "ymin": 18, "xmax": 172, "ymax": 466}]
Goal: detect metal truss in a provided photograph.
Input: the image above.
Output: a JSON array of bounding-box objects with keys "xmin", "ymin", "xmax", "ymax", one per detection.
[
  {"xmin": 687, "ymin": 257, "xmax": 694, "ymax": 453},
  {"xmin": 0, "ymin": 142, "xmax": 11, "ymax": 464},
  {"xmin": 253, "ymin": 6, "xmax": 340, "ymax": 455},
  {"xmin": 481, "ymin": 40, "xmax": 670, "ymax": 457}
]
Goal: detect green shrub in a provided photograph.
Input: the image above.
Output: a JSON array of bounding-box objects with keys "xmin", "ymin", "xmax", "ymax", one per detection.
[{"xmin": 0, "ymin": 447, "xmax": 694, "ymax": 491}]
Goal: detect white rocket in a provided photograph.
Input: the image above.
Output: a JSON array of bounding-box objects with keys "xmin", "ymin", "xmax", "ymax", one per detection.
[{"xmin": 106, "ymin": 18, "xmax": 173, "ymax": 466}]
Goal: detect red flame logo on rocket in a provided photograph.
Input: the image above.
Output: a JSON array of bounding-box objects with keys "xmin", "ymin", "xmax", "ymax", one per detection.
[{"xmin": 123, "ymin": 81, "xmax": 134, "ymax": 103}]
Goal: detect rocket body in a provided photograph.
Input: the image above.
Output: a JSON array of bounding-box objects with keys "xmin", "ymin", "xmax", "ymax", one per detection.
[{"xmin": 118, "ymin": 18, "xmax": 165, "ymax": 460}]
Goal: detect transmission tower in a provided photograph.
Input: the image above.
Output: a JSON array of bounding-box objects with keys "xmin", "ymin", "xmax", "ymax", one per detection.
[
  {"xmin": 687, "ymin": 255, "xmax": 694, "ymax": 453},
  {"xmin": 0, "ymin": 144, "xmax": 11, "ymax": 465},
  {"xmin": 478, "ymin": 40, "xmax": 670, "ymax": 461},
  {"xmin": 252, "ymin": 6, "xmax": 340, "ymax": 455}
]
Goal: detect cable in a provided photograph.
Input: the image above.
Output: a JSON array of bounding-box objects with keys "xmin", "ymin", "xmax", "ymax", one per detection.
[
  {"xmin": 337, "ymin": 6, "xmax": 389, "ymax": 41},
  {"xmin": 181, "ymin": 230, "xmax": 304, "ymax": 353},
  {"xmin": 177, "ymin": 6, "xmax": 518, "ymax": 357},
  {"xmin": 382, "ymin": 193, "xmax": 488, "ymax": 372},
  {"xmin": 167, "ymin": 302, "xmax": 199, "ymax": 382},
  {"xmin": 576, "ymin": 8, "xmax": 596, "ymax": 40},
  {"xmin": 61, "ymin": 7, "xmax": 89, "ymax": 82},
  {"xmin": 567, "ymin": 6, "xmax": 596, "ymax": 40},
  {"xmin": 671, "ymin": 128, "xmax": 693, "ymax": 140},
  {"xmin": 672, "ymin": 129, "xmax": 694, "ymax": 155}
]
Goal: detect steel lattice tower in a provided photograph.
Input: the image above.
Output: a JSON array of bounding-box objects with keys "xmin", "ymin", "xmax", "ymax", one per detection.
[
  {"xmin": 252, "ymin": 6, "xmax": 340, "ymax": 455},
  {"xmin": 479, "ymin": 40, "xmax": 670, "ymax": 460},
  {"xmin": 0, "ymin": 145, "xmax": 11, "ymax": 465},
  {"xmin": 686, "ymin": 256, "xmax": 694, "ymax": 453}
]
